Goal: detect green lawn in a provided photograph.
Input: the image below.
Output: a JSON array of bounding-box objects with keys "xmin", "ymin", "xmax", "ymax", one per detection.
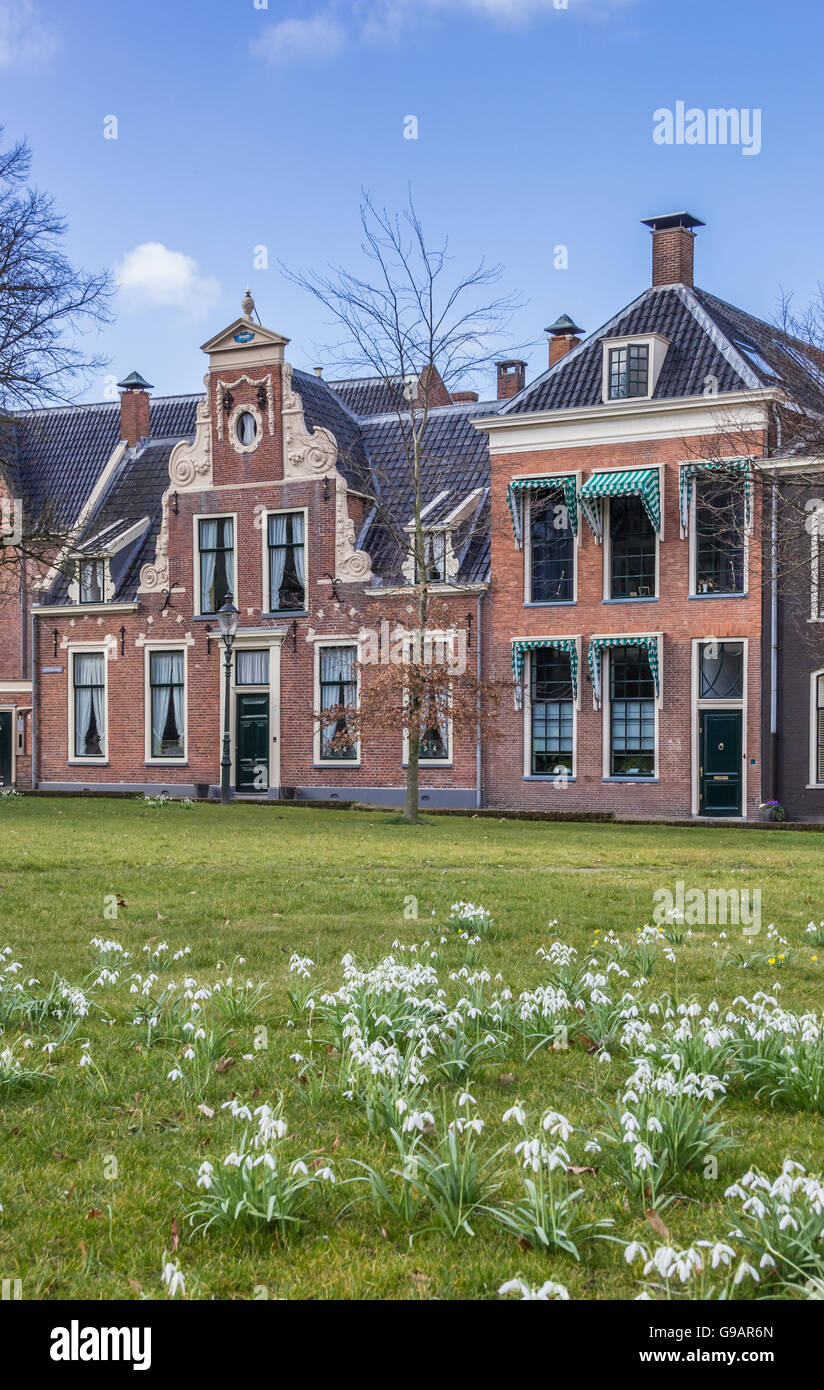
[{"xmin": 1, "ymin": 798, "xmax": 822, "ymax": 1301}]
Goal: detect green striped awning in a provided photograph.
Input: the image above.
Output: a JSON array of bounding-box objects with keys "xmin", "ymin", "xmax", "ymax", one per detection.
[
  {"xmin": 587, "ymin": 635, "xmax": 660, "ymax": 705},
  {"xmin": 679, "ymin": 459, "xmax": 752, "ymax": 534},
  {"xmin": 579, "ymin": 468, "xmax": 661, "ymax": 538},
  {"xmin": 506, "ymin": 475, "xmax": 578, "ymax": 545},
  {"xmin": 512, "ymin": 637, "xmax": 578, "ymax": 708}
]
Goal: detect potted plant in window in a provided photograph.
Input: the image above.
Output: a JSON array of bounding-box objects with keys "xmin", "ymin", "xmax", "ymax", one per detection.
[{"xmin": 759, "ymin": 800, "xmax": 786, "ymax": 823}]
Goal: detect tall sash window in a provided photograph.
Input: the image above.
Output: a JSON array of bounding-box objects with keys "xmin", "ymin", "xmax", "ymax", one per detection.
[
  {"xmin": 150, "ymin": 651, "xmax": 185, "ymax": 758},
  {"xmin": 74, "ymin": 653, "xmax": 105, "ymax": 758}
]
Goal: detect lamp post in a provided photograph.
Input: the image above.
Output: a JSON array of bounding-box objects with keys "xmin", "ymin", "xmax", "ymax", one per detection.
[{"xmin": 216, "ymin": 594, "xmax": 239, "ymax": 804}]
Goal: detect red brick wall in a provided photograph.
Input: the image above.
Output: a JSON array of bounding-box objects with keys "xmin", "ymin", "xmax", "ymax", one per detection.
[
  {"xmin": 485, "ymin": 430, "xmax": 766, "ymax": 816},
  {"xmin": 34, "ymin": 451, "xmax": 479, "ymax": 795}
]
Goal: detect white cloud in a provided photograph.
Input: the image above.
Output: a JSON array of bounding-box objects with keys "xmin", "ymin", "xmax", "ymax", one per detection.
[
  {"xmin": 251, "ymin": 8, "xmax": 348, "ymax": 64},
  {"xmin": 252, "ymin": 0, "xmax": 635, "ymax": 62},
  {"xmin": 116, "ymin": 243, "xmax": 221, "ymax": 317},
  {"xmin": 0, "ymin": 0, "xmax": 56, "ymax": 69}
]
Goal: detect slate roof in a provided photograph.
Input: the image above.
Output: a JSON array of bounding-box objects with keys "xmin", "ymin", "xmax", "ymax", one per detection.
[
  {"xmin": 1, "ymin": 394, "xmax": 199, "ymax": 526},
  {"xmin": 357, "ymin": 400, "xmax": 495, "ymax": 586},
  {"xmin": 45, "ymin": 438, "xmax": 180, "ymax": 604},
  {"xmin": 328, "ymin": 375, "xmax": 413, "ymax": 417},
  {"xmin": 500, "ymin": 283, "xmax": 824, "ymax": 416}
]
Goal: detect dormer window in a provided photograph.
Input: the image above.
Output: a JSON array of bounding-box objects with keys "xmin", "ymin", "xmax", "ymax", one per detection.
[
  {"xmin": 78, "ymin": 558, "xmax": 106, "ymax": 604},
  {"xmin": 418, "ymin": 531, "xmax": 448, "ymax": 583},
  {"xmin": 601, "ymin": 334, "xmax": 669, "ymax": 404},
  {"xmin": 608, "ymin": 343, "xmax": 649, "ymax": 399}
]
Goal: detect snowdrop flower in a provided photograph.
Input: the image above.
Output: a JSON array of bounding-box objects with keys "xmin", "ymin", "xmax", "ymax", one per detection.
[
  {"xmin": 196, "ymin": 1161, "xmax": 214, "ymax": 1190},
  {"xmin": 161, "ymin": 1261, "xmax": 185, "ymax": 1298},
  {"xmin": 402, "ymin": 1110, "xmax": 434, "ymax": 1133},
  {"xmin": 502, "ymin": 1104, "xmax": 526, "ymax": 1126},
  {"xmin": 167, "ymin": 1067, "xmax": 183, "ymax": 1081},
  {"xmin": 498, "ymin": 1278, "xmax": 570, "ymax": 1301},
  {"xmin": 542, "ymin": 1111, "xmax": 573, "ymax": 1141}
]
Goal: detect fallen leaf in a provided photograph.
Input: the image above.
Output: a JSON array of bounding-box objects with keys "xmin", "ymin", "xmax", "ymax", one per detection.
[
  {"xmin": 80, "ymin": 1240, "xmax": 87, "ymax": 1260},
  {"xmin": 215, "ymin": 1056, "xmax": 235, "ymax": 1075},
  {"xmin": 498, "ymin": 1072, "xmax": 515, "ymax": 1086},
  {"xmin": 646, "ymin": 1207, "xmax": 672, "ymax": 1241},
  {"xmin": 128, "ymin": 1279, "xmax": 142, "ymax": 1295},
  {"xmin": 170, "ymin": 1218, "xmax": 180, "ymax": 1251},
  {"xmin": 197, "ymin": 1104, "xmax": 214, "ymax": 1119},
  {"xmin": 380, "ymin": 1227, "xmax": 388, "ymax": 1240},
  {"xmin": 86, "ymin": 1208, "xmax": 102, "ymax": 1220},
  {"xmin": 517, "ymin": 1237, "xmax": 532, "ymax": 1251},
  {"xmin": 569, "ymin": 1165, "xmax": 598, "ymax": 1176}
]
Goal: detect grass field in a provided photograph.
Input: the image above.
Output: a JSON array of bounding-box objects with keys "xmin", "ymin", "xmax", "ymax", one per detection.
[{"xmin": 1, "ymin": 797, "xmax": 823, "ymax": 1301}]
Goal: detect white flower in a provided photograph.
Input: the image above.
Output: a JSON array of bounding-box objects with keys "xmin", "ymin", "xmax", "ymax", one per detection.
[
  {"xmin": 161, "ymin": 1261, "xmax": 185, "ymax": 1298},
  {"xmin": 502, "ymin": 1104, "xmax": 526, "ymax": 1125},
  {"xmin": 196, "ymin": 1162, "xmax": 214, "ymax": 1190}
]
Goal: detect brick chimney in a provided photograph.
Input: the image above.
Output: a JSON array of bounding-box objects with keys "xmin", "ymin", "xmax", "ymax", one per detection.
[
  {"xmin": 545, "ymin": 314, "xmax": 583, "ymax": 368},
  {"xmin": 451, "ymin": 390, "xmax": 479, "ymax": 403},
  {"xmin": 496, "ymin": 360, "xmax": 526, "ymax": 401},
  {"xmin": 641, "ymin": 211, "xmax": 705, "ymax": 288},
  {"xmin": 117, "ymin": 370, "xmax": 153, "ymax": 446}
]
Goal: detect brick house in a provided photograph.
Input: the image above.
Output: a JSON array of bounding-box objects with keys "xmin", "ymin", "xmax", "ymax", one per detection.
[
  {"xmin": 9, "ymin": 297, "xmax": 490, "ymax": 805},
  {"xmin": 1, "ymin": 212, "xmax": 822, "ymax": 819},
  {"xmin": 474, "ymin": 213, "xmax": 810, "ymax": 819}
]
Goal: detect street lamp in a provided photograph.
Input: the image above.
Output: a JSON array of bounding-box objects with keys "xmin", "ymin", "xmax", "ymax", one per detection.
[{"xmin": 216, "ymin": 594, "xmax": 239, "ymax": 804}]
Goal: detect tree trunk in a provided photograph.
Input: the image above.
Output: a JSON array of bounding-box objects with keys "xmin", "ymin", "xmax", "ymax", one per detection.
[{"xmin": 403, "ymin": 441, "xmax": 428, "ymax": 824}]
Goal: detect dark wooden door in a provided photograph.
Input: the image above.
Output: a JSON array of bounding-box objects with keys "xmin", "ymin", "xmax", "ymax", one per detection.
[
  {"xmin": 236, "ymin": 693, "xmax": 269, "ymax": 792},
  {"xmin": 699, "ymin": 710, "xmax": 743, "ymax": 816},
  {"xmin": 0, "ymin": 712, "xmax": 12, "ymax": 786}
]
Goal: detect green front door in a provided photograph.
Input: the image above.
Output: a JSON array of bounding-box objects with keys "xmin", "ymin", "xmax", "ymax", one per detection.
[
  {"xmin": 236, "ymin": 693, "xmax": 269, "ymax": 792},
  {"xmin": 0, "ymin": 712, "xmax": 11, "ymax": 787},
  {"xmin": 699, "ymin": 710, "xmax": 743, "ymax": 816}
]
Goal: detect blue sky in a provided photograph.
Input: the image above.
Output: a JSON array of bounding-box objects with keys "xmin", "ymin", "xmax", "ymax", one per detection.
[{"xmin": 1, "ymin": 0, "xmax": 822, "ymax": 401}]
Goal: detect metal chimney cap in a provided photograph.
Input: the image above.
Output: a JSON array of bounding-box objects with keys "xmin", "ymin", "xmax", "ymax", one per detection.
[{"xmin": 117, "ymin": 370, "xmax": 154, "ymax": 391}]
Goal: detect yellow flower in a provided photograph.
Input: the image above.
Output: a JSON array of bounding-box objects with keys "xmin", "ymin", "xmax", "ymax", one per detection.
[
  {"xmin": 768, "ymin": 957, "xmax": 776, "ymax": 965},
  {"xmin": 812, "ymin": 956, "xmax": 819, "ymax": 963}
]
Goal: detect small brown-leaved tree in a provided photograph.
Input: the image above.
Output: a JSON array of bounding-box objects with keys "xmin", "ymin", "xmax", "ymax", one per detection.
[
  {"xmin": 318, "ymin": 596, "xmax": 510, "ymax": 813},
  {"xmin": 287, "ymin": 193, "xmax": 518, "ymax": 822}
]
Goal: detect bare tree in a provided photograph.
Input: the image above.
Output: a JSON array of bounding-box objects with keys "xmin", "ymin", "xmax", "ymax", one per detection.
[
  {"xmin": 286, "ymin": 193, "xmax": 519, "ymax": 822},
  {"xmin": 0, "ymin": 129, "xmax": 113, "ymax": 592}
]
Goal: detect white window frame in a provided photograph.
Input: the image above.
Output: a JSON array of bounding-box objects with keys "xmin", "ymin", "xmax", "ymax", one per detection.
[
  {"xmin": 523, "ymin": 479, "xmax": 580, "ymax": 606},
  {"xmin": 808, "ymin": 668, "xmax": 824, "ymax": 788},
  {"xmin": 67, "ymin": 644, "xmax": 109, "ymax": 764},
  {"xmin": 522, "ymin": 641, "xmax": 580, "ymax": 780},
  {"xmin": 401, "ymin": 629, "xmax": 455, "ymax": 767},
  {"xmin": 601, "ymin": 646, "xmax": 659, "ymax": 781},
  {"xmin": 690, "ymin": 637, "xmax": 748, "ymax": 817},
  {"xmin": 603, "ymin": 494, "xmax": 660, "ymax": 602},
  {"xmin": 143, "ymin": 642, "xmax": 189, "ymax": 765},
  {"xmin": 193, "ymin": 512, "xmax": 238, "ymax": 618},
  {"xmin": 600, "ymin": 333, "xmax": 669, "ymax": 404},
  {"xmin": 689, "ymin": 470, "xmax": 749, "ymax": 598},
  {"xmin": 313, "ymin": 637, "xmax": 361, "ymax": 768},
  {"xmin": 260, "ymin": 506, "xmax": 308, "ymax": 615},
  {"xmin": 218, "ymin": 630, "xmax": 284, "ymax": 792}
]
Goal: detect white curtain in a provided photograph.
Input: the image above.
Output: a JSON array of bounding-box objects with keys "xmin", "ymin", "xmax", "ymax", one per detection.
[
  {"xmin": 268, "ymin": 514, "xmax": 287, "ymax": 608},
  {"xmin": 320, "ymin": 647, "xmax": 356, "ymax": 756},
  {"xmin": 151, "ymin": 651, "xmax": 183, "ymax": 755},
  {"xmin": 236, "ymin": 649, "xmax": 269, "ymax": 686},
  {"xmin": 74, "ymin": 654, "xmax": 104, "ymax": 756},
  {"xmin": 200, "ymin": 519, "xmax": 218, "ymax": 612},
  {"xmin": 292, "ymin": 513, "xmax": 305, "ymax": 590}
]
